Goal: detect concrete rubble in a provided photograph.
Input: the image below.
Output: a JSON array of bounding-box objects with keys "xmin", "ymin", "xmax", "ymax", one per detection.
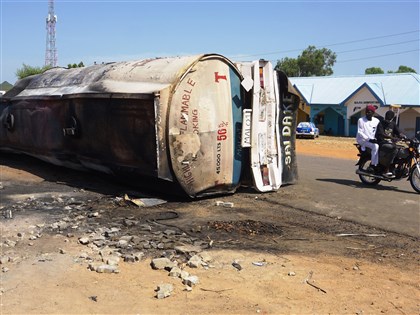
[{"xmin": 0, "ymin": 193, "xmax": 220, "ymax": 297}]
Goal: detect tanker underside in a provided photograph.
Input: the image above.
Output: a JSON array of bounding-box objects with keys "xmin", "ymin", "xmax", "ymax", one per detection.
[{"xmin": 0, "ymin": 94, "xmax": 171, "ymax": 188}]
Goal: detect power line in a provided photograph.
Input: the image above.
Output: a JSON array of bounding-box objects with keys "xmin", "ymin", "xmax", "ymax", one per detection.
[
  {"xmin": 336, "ymin": 39, "xmax": 419, "ymax": 54},
  {"xmin": 235, "ymin": 30, "xmax": 419, "ymax": 59},
  {"xmin": 338, "ymin": 49, "xmax": 420, "ymax": 63}
]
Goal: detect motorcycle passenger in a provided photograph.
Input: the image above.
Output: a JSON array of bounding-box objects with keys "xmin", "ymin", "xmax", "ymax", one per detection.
[
  {"xmin": 375, "ymin": 110, "xmax": 405, "ymax": 177},
  {"xmin": 356, "ymin": 104, "xmax": 380, "ymax": 173}
]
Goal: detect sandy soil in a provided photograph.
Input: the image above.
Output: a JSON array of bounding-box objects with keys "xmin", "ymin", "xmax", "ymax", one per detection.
[
  {"xmin": 0, "ymin": 136, "xmax": 418, "ymax": 315},
  {"xmin": 296, "ymin": 136, "xmax": 358, "ymax": 160}
]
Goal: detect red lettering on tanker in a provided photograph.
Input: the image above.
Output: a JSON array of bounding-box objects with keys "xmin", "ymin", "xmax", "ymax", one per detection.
[
  {"xmin": 179, "ymin": 80, "xmax": 195, "ymax": 134},
  {"xmin": 187, "ymin": 78, "xmax": 196, "ymax": 87},
  {"xmin": 178, "ymin": 78, "xmax": 198, "ymax": 134},
  {"xmin": 217, "ymin": 121, "xmax": 228, "ymax": 141},
  {"xmin": 214, "ymin": 72, "xmax": 227, "ymax": 83},
  {"xmin": 215, "ymin": 121, "xmax": 228, "ymax": 174}
]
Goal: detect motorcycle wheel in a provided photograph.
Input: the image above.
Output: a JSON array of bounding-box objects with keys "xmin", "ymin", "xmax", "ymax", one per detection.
[
  {"xmin": 409, "ymin": 165, "xmax": 420, "ymax": 193},
  {"xmin": 358, "ymin": 158, "xmax": 381, "ymax": 185}
]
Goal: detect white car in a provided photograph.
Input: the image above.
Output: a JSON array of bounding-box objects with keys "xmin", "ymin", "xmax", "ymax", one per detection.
[{"xmin": 296, "ymin": 122, "xmax": 319, "ymax": 139}]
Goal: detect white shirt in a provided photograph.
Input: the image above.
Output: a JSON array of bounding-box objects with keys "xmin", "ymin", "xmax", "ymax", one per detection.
[{"xmin": 356, "ymin": 116, "xmax": 380, "ymax": 143}]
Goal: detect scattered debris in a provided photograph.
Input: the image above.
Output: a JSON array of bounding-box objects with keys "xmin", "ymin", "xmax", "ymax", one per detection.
[
  {"xmin": 389, "ymin": 301, "xmax": 406, "ymax": 315},
  {"xmin": 3, "ymin": 209, "xmax": 13, "ymax": 219},
  {"xmin": 200, "ymin": 287, "xmax": 233, "ymax": 293},
  {"xmin": 151, "ymin": 258, "xmax": 176, "ymax": 270},
  {"xmin": 123, "ymin": 194, "xmax": 167, "ymax": 207},
  {"xmin": 88, "ymin": 296, "xmax": 98, "ymax": 302},
  {"xmin": 182, "ymin": 275, "xmax": 200, "ymax": 287},
  {"xmin": 208, "ymin": 220, "xmax": 281, "ymax": 235},
  {"xmin": 88, "ymin": 263, "xmax": 120, "ymax": 274},
  {"xmin": 215, "ymin": 201, "xmax": 234, "ymax": 207},
  {"xmin": 187, "ymin": 255, "xmax": 203, "ymax": 268},
  {"xmin": 336, "ymin": 233, "xmax": 386, "ymax": 237},
  {"xmin": 78, "ymin": 237, "xmax": 90, "ymax": 245},
  {"xmin": 155, "ymin": 283, "xmax": 174, "ymax": 299},
  {"xmin": 232, "ymin": 261, "xmax": 242, "ymax": 271},
  {"xmin": 303, "ymin": 271, "xmax": 327, "ymax": 294}
]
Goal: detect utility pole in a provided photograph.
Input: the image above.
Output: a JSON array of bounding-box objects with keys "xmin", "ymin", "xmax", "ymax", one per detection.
[{"xmin": 45, "ymin": 0, "xmax": 57, "ymax": 67}]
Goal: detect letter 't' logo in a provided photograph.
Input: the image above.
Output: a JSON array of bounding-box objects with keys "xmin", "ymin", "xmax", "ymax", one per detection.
[{"xmin": 214, "ymin": 72, "xmax": 227, "ymax": 83}]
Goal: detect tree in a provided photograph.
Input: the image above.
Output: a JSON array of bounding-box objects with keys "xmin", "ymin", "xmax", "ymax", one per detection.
[
  {"xmin": 389, "ymin": 65, "xmax": 417, "ymax": 74},
  {"xmin": 275, "ymin": 45, "xmax": 337, "ymax": 77},
  {"xmin": 67, "ymin": 62, "xmax": 85, "ymax": 69},
  {"xmin": 15, "ymin": 64, "xmax": 52, "ymax": 79},
  {"xmin": 365, "ymin": 67, "xmax": 384, "ymax": 74},
  {"xmin": 274, "ymin": 57, "xmax": 300, "ymax": 77}
]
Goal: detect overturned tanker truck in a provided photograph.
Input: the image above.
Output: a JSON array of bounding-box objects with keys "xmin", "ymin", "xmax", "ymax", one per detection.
[{"xmin": 0, "ymin": 54, "xmax": 300, "ymax": 198}]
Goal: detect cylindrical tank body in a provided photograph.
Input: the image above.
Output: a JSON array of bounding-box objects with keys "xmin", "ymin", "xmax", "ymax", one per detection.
[{"xmin": 0, "ymin": 54, "xmax": 245, "ymax": 197}]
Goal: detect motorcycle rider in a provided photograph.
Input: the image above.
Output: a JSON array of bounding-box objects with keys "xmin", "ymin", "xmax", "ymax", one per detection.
[
  {"xmin": 356, "ymin": 104, "xmax": 380, "ymax": 173},
  {"xmin": 375, "ymin": 110, "xmax": 405, "ymax": 177}
]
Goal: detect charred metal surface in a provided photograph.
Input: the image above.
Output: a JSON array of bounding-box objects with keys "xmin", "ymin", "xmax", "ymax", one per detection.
[
  {"xmin": 0, "ymin": 55, "xmax": 248, "ymax": 197},
  {"xmin": 0, "ymin": 55, "xmax": 299, "ymax": 198}
]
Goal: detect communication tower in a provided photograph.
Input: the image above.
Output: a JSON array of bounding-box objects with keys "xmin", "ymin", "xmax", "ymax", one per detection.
[{"xmin": 45, "ymin": 0, "xmax": 57, "ymax": 67}]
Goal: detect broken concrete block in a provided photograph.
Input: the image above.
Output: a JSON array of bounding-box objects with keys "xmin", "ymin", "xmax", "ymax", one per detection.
[
  {"xmin": 96, "ymin": 264, "xmax": 120, "ymax": 274},
  {"xmin": 78, "ymin": 237, "xmax": 90, "ymax": 245},
  {"xmin": 182, "ymin": 275, "xmax": 199, "ymax": 287},
  {"xmin": 156, "ymin": 283, "xmax": 174, "ymax": 299},
  {"xmin": 151, "ymin": 257, "xmax": 176, "ymax": 270},
  {"xmin": 187, "ymin": 255, "xmax": 202, "ymax": 268},
  {"xmin": 169, "ymin": 266, "xmax": 182, "ymax": 278}
]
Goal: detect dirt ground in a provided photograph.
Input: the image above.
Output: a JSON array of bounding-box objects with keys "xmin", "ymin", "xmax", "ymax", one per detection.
[{"xmin": 0, "ymin": 136, "xmax": 418, "ymax": 315}]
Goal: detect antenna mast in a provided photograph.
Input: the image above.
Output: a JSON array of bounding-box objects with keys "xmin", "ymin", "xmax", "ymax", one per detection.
[{"xmin": 45, "ymin": 0, "xmax": 57, "ymax": 67}]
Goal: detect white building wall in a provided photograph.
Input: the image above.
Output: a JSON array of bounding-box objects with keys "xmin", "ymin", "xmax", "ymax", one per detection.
[
  {"xmin": 345, "ymin": 88, "xmax": 381, "ymax": 118},
  {"xmin": 398, "ymin": 108, "xmax": 420, "ymax": 138}
]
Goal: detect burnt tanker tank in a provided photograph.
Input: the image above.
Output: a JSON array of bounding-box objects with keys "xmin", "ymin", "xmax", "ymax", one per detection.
[{"xmin": 0, "ymin": 54, "xmax": 299, "ymax": 197}]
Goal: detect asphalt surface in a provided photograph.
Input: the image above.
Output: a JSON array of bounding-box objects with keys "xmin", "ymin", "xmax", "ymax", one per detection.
[{"xmin": 286, "ymin": 155, "xmax": 420, "ymax": 237}]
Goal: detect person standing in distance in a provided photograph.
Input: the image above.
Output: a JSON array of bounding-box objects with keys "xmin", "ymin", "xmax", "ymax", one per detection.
[{"xmin": 356, "ymin": 104, "xmax": 380, "ymax": 172}]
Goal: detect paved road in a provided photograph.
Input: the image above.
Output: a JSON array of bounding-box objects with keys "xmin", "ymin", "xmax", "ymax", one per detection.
[{"xmin": 278, "ymin": 154, "xmax": 419, "ymax": 237}]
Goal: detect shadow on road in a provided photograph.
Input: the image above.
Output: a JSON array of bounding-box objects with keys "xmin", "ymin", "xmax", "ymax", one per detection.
[
  {"xmin": 0, "ymin": 152, "xmax": 186, "ymax": 202},
  {"xmin": 315, "ymin": 177, "xmax": 416, "ymax": 194}
]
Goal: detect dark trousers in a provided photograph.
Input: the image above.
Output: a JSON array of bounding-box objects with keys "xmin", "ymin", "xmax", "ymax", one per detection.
[{"xmin": 379, "ymin": 142, "xmax": 398, "ymax": 169}]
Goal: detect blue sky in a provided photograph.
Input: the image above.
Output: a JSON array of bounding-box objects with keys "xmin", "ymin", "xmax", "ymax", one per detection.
[{"xmin": 1, "ymin": 0, "xmax": 419, "ymax": 84}]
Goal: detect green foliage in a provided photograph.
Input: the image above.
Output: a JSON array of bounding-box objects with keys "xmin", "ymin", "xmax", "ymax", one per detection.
[
  {"xmin": 274, "ymin": 57, "xmax": 300, "ymax": 77},
  {"xmin": 67, "ymin": 62, "xmax": 85, "ymax": 68},
  {"xmin": 15, "ymin": 64, "xmax": 52, "ymax": 80},
  {"xmin": 365, "ymin": 67, "xmax": 384, "ymax": 74},
  {"xmin": 275, "ymin": 45, "xmax": 337, "ymax": 77},
  {"xmin": 389, "ymin": 65, "xmax": 417, "ymax": 74}
]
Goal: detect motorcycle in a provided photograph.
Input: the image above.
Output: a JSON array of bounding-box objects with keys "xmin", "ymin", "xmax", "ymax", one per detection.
[{"xmin": 355, "ymin": 134, "xmax": 420, "ymax": 193}]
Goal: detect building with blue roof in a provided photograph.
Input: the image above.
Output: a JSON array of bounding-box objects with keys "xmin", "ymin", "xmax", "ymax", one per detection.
[{"xmin": 290, "ymin": 73, "xmax": 420, "ymax": 138}]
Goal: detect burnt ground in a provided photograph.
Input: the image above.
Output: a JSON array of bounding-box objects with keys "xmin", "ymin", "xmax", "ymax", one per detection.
[
  {"xmin": 0, "ymin": 138, "xmax": 419, "ymax": 314},
  {"xmin": 2, "ymin": 152, "xmax": 418, "ymax": 267}
]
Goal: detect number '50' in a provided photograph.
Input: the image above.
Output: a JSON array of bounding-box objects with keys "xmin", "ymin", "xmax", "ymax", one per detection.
[{"xmin": 217, "ymin": 128, "xmax": 227, "ymax": 141}]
